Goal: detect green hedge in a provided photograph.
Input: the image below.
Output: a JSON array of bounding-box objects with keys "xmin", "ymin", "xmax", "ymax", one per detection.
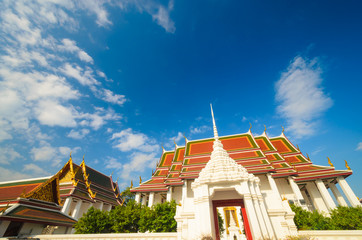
[
  {"xmin": 74, "ymin": 200, "xmax": 177, "ymax": 234},
  {"xmin": 291, "ymin": 204, "xmax": 362, "ymax": 230}
]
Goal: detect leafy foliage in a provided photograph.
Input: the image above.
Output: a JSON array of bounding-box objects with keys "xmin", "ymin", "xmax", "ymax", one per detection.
[
  {"xmin": 110, "ymin": 200, "xmax": 142, "ymax": 233},
  {"xmin": 74, "ymin": 207, "xmax": 112, "ymax": 234},
  {"xmin": 291, "ymin": 204, "xmax": 362, "ymax": 230},
  {"xmin": 75, "ymin": 199, "xmax": 177, "ymax": 234},
  {"xmin": 329, "ymin": 206, "xmax": 362, "ymax": 230},
  {"xmin": 120, "ymin": 186, "xmax": 135, "ymax": 205}
]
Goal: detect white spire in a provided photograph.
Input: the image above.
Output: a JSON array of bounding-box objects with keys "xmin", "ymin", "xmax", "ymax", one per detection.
[
  {"xmin": 192, "ymin": 105, "xmax": 250, "ymax": 188},
  {"xmin": 210, "ymin": 104, "xmax": 219, "ymax": 140}
]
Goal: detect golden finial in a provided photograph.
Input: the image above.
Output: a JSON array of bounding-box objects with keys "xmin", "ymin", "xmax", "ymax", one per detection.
[
  {"xmin": 281, "ymin": 125, "xmax": 285, "ymax": 133},
  {"xmin": 306, "ymin": 153, "xmax": 310, "ymax": 161},
  {"xmin": 90, "ymin": 191, "xmax": 96, "ymax": 198},
  {"xmin": 121, "ymin": 198, "xmax": 126, "ymax": 206},
  {"xmin": 152, "ymin": 169, "xmax": 154, "ymax": 175},
  {"xmin": 139, "ymin": 176, "xmax": 142, "ymax": 184},
  {"xmin": 327, "ymin": 157, "xmax": 334, "ymax": 168},
  {"xmin": 183, "ymin": 133, "xmax": 188, "ymax": 141},
  {"xmin": 249, "ymin": 122, "xmax": 252, "ymax": 131},
  {"xmin": 345, "ymin": 160, "xmax": 351, "ymax": 170},
  {"xmin": 110, "ymin": 171, "xmax": 114, "ymax": 177},
  {"xmin": 296, "ymin": 144, "xmax": 300, "ymax": 151},
  {"xmin": 264, "ymin": 125, "xmax": 267, "ymax": 132},
  {"xmin": 174, "ymin": 139, "xmax": 177, "ymax": 146},
  {"xmin": 130, "ymin": 180, "xmax": 133, "ymax": 188},
  {"xmin": 70, "ymin": 152, "xmax": 72, "ymax": 158}
]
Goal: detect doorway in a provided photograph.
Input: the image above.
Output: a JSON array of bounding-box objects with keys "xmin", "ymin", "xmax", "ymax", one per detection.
[{"xmin": 212, "ymin": 199, "xmax": 252, "ymax": 240}]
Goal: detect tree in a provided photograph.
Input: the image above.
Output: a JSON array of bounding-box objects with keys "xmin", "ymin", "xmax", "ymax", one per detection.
[
  {"xmin": 110, "ymin": 200, "xmax": 143, "ymax": 233},
  {"xmin": 120, "ymin": 186, "xmax": 135, "ymax": 205},
  {"xmin": 74, "ymin": 207, "xmax": 112, "ymax": 234}
]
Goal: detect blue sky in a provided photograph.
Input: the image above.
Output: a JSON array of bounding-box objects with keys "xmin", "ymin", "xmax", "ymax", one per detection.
[{"xmin": 1, "ymin": 0, "xmax": 361, "ymax": 197}]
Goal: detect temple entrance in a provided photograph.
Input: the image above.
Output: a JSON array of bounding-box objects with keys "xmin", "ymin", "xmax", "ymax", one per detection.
[{"xmin": 212, "ymin": 199, "xmax": 252, "ymax": 240}]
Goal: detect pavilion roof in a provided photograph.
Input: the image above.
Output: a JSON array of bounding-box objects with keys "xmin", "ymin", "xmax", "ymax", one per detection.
[
  {"xmin": 57, "ymin": 157, "xmax": 122, "ymax": 206},
  {"xmin": 131, "ymin": 129, "xmax": 352, "ymax": 193}
]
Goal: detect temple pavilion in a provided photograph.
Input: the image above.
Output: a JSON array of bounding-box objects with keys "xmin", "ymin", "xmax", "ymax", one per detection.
[
  {"xmin": 131, "ymin": 106, "xmax": 360, "ymax": 240},
  {"xmin": 0, "ymin": 156, "xmax": 122, "ymax": 237}
]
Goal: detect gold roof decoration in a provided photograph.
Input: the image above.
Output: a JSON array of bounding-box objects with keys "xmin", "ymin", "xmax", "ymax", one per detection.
[
  {"xmin": 327, "ymin": 157, "xmax": 334, "ymax": 168},
  {"xmin": 345, "ymin": 160, "xmax": 351, "ymax": 170},
  {"xmin": 139, "ymin": 176, "xmax": 142, "ymax": 184},
  {"xmin": 249, "ymin": 122, "xmax": 252, "ymax": 131},
  {"xmin": 306, "ymin": 153, "xmax": 310, "ymax": 161},
  {"xmin": 296, "ymin": 144, "xmax": 300, "ymax": 151},
  {"xmin": 281, "ymin": 125, "xmax": 285, "ymax": 133},
  {"xmin": 69, "ymin": 153, "xmax": 79, "ymax": 186},
  {"xmin": 130, "ymin": 180, "xmax": 133, "ymax": 188},
  {"xmin": 264, "ymin": 124, "xmax": 267, "ymax": 133},
  {"xmin": 80, "ymin": 156, "xmax": 97, "ymax": 199}
]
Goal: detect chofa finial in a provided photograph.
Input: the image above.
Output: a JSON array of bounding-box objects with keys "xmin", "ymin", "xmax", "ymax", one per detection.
[
  {"xmin": 281, "ymin": 125, "xmax": 285, "ymax": 133},
  {"xmin": 327, "ymin": 157, "xmax": 334, "ymax": 168},
  {"xmin": 264, "ymin": 125, "xmax": 266, "ymax": 133},
  {"xmin": 345, "ymin": 160, "xmax": 351, "ymax": 170},
  {"xmin": 249, "ymin": 122, "xmax": 252, "ymax": 131}
]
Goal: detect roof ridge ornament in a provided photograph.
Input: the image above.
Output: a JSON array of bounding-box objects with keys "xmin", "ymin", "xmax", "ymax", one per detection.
[
  {"xmin": 281, "ymin": 125, "xmax": 285, "ymax": 133},
  {"xmin": 327, "ymin": 157, "xmax": 334, "ymax": 168},
  {"xmin": 345, "ymin": 160, "xmax": 351, "ymax": 170},
  {"xmin": 248, "ymin": 122, "xmax": 252, "ymax": 133}
]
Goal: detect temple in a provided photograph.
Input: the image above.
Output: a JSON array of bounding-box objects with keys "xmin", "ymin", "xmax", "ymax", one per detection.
[
  {"xmin": 0, "ymin": 156, "xmax": 122, "ymax": 237},
  {"xmin": 131, "ymin": 106, "xmax": 360, "ymax": 240}
]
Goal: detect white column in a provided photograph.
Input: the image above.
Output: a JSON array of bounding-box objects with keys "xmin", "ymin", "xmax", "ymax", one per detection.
[
  {"xmin": 267, "ymin": 174, "xmax": 283, "ymax": 202},
  {"xmin": 329, "ymin": 182, "xmax": 348, "ymax": 207},
  {"xmin": 97, "ymin": 201, "xmax": 104, "ymax": 211},
  {"xmin": 71, "ymin": 200, "xmax": 83, "ymax": 220},
  {"xmin": 305, "ymin": 182, "xmax": 329, "ymax": 213},
  {"xmin": 288, "ymin": 177, "xmax": 308, "ymax": 210},
  {"xmin": 141, "ymin": 194, "xmax": 147, "ymax": 205},
  {"xmin": 254, "ymin": 179, "xmax": 275, "ymax": 239},
  {"xmin": 135, "ymin": 192, "xmax": 141, "ymax": 203},
  {"xmin": 167, "ymin": 187, "xmax": 173, "ymax": 202},
  {"xmin": 337, "ymin": 176, "xmax": 361, "ymax": 207},
  {"xmin": 61, "ymin": 197, "xmax": 72, "ymax": 215},
  {"xmin": 244, "ymin": 193, "xmax": 262, "ymax": 239},
  {"xmin": 148, "ymin": 192, "xmax": 155, "ymax": 207},
  {"xmin": 249, "ymin": 180, "xmax": 269, "ymax": 239},
  {"xmin": 315, "ymin": 179, "xmax": 336, "ymax": 210}
]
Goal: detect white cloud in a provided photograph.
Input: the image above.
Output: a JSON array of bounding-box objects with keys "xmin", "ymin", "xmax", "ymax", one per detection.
[
  {"xmin": 23, "ymin": 163, "xmax": 49, "ymax": 176},
  {"xmin": 190, "ymin": 125, "xmax": 210, "ymax": 134},
  {"xmin": 275, "ymin": 56, "xmax": 333, "ymax": 138},
  {"xmin": 112, "ymin": 128, "xmax": 158, "ymax": 152},
  {"xmin": 0, "ymin": 166, "xmax": 31, "ymax": 182},
  {"xmin": 31, "ymin": 145, "xmax": 57, "ymax": 161},
  {"xmin": 35, "ymin": 101, "xmax": 77, "ymax": 127},
  {"xmin": 79, "ymin": 108, "xmax": 121, "ymax": 130},
  {"xmin": 61, "ymin": 63, "xmax": 99, "ymax": 86},
  {"xmin": 105, "ymin": 157, "xmax": 123, "ymax": 170},
  {"xmin": 356, "ymin": 142, "xmax": 362, "ymax": 151},
  {"xmin": 120, "ymin": 152, "xmax": 158, "ymax": 179},
  {"xmin": 0, "ymin": 147, "xmax": 22, "ymax": 165},
  {"xmin": 151, "ymin": 0, "xmax": 176, "ymax": 33},
  {"xmin": 67, "ymin": 129, "xmax": 90, "ymax": 139}
]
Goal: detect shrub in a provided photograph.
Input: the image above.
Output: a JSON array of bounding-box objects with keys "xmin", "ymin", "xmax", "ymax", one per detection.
[
  {"xmin": 291, "ymin": 204, "xmax": 362, "ymax": 230},
  {"xmin": 74, "ymin": 207, "xmax": 112, "ymax": 234}
]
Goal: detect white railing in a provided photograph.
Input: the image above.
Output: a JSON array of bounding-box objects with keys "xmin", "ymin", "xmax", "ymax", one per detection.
[
  {"xmin": 16, "ymin": 232, "xmax": 177, "ymax": 240},
  {"xmin": 298, "ymin": 230, "xmax": 362, "ymax": 240}
]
